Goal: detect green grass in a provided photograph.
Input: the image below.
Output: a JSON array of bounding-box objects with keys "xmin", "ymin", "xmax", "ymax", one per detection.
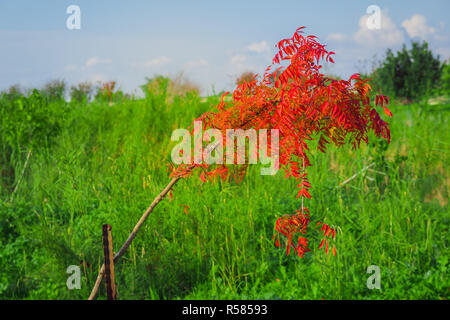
[{"xmin": 0, "ymin": 91, "xmax": 448, "ymax": 300}]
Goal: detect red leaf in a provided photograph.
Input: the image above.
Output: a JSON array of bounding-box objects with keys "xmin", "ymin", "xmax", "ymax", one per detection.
[
  {"xmin": 318, "ymin": 239, "xmax": 325, "ymax": 249},
  {"xmin": 383, "ymin": 106, "xmax": 393, "ymax": 117},
  {"xmin": 179, "ymin": 204, "xmax": 190, "ymax": 215}
]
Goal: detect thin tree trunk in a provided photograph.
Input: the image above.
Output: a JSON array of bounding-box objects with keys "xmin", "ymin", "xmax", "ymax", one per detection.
[{"xmin": 88, "ymin": 170, "xmax": 191, "ymax": 300}]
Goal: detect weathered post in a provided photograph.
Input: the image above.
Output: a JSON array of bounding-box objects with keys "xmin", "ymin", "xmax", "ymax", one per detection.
[{"xmin": 102, "ymin": 224, "xmax": 116, "ymax": 300}]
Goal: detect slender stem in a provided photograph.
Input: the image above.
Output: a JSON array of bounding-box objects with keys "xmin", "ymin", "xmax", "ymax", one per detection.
[
  {"xmin": 88, "ymin": 169, "xmax": 192, "ymax": 300},
  {"xmin": 9, "ymin": 149, "xmax": 32, "ymax": 202},
  {"xmin": 337, "ymin": 163, "xmax": 374, "ymax": 188}
]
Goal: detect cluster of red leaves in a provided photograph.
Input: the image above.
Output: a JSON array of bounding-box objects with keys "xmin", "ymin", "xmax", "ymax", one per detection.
[
  {"xmin": 100, "ymin": 81, "xmax": 117, "ymax": 100},
  {"xmin": 317, "ymin": 222, "xmax": 337, "ymax": 256},
  {"xmin": 273, "ymin": 209, "xmax": 311, "ymax": 257},
  {"xmin": 169, "ymin": 27, "xmax": 391, "ymax": 258}
]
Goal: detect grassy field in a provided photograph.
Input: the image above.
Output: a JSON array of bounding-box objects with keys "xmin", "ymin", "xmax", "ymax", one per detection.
[{"xmin": 0, "ymin": 89, "xmax": 448, "ymax": 300}]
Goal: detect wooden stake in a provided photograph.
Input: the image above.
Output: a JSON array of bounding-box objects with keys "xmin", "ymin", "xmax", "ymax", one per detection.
[{"xmin": 102, "ymin": 224, "xmax": 116, "ymax": 300}]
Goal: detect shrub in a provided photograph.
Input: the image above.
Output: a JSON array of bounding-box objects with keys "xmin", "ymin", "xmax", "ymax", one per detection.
[
  {"xmin": 374, "ymin": 41, "xmax": 444, "ymax": 101},
  {"xmin": 94, "ymin": 81, "xmax": 124, "ymax": 104},
  {"xmin": 170, "ymin": 72, "xmax": 201, "ymax": 96},
  {"xmin": 0, "ymin": 89, "xmax": 63, "ymax": 151},
  {"xmin": 0, "ymin": 89, "xmax": 64, "ymax": 192},
  {"xmin": 235, "ymin": 71, "xmax": 257, "ymax": 86},
  {"xmin": 41, "ymin": 79, "xmax": 67, "ymax": 102},
  {"xmin": 141, "ymin": 73, "xmax": 200, "ymax": 103},
  {"xmin": 70, "ymin": 82, "xmax": 94, "ymax": 103},
  {"xmin": 438, "ymin": 61, "xmax": 450, "ymax": 96},
  {"xmin": 4, "ymin": 84, "xmax": 24, "ymax": 100}
]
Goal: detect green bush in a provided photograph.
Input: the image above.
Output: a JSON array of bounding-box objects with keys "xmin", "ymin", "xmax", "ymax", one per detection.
[
  {"xmin": 373, "ymin": 41, "xmax": 444, "ymax": 101},
  {"xmin": 70, "ymin": 82, "xmax": 95, "ymax": 104},
  {"xmin": 438, "ymin": 62, "xmax": 450, "ymax": 96},
  {"xmin": 41, "ymin": 80, "xmax": 67, "ymax": 102},
  {"xmin": 0, "ymin": 89, "xmax": 64, "ymax": 193},
  {"xmin": 0, "ymin": 89, "xmax": 64, "ymax": 151},
  {"xmin": 140, "ymin": 74, "xmax": 200, "ymax": 104}
]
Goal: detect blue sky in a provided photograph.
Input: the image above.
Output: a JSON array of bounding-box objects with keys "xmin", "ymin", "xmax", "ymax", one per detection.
[{"xmin": 0, "ymin": 0, "xmax": 449, "ymax": 95}]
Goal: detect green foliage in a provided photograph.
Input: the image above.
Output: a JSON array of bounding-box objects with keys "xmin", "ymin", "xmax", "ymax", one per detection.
[
  {"xmin": 140, "ymin": 74, "xmax": 200, "ymax": 104},
  {"xmin": 5, "ymin": 84, "xmax": 24, "ymax": 100},
  {"xmin": 0, "ymin": 89, "xmax": 64, "ymax": 151},
  {"xmin": 0, "ymin": 89, "xmax": 66, "ymax": 192},
  {"xmin": 41, "ymin": 80, "xmax": 67, "ymax": 102},
  {"xmin": 374, "ymin": 41, "xmax": 444, "ymax": 101},
  {"xmin": 141, "ymin": 75, "xmax": 170, "ymax": 100},
  {"xmin": 438, "ymin": 62, "xmax": 450, "ymax": 96},
  {"xmin": 70, "ymin": 82, "xmax": 95, "ymax": 104},
  {"xmin": 0, "ymin": 82, "xmax": 448, "ymax": 299},
  {"xmin": 94, "ymin": 81, "xmax": 126, "ymax": 104}
]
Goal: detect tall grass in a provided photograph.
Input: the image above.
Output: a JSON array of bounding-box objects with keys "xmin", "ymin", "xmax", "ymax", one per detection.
[{"xmin": 0, "ymin": 88, "xmax": 448, "ymax": 299}]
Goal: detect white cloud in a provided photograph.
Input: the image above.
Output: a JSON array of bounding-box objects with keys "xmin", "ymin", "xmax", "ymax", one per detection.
[
  {"xmin": 247, "ymin": 40, "xmax": 268, "ymax": 53},
  {"xmin": 402, "ymin": 14, "xmax": 435, "ymax": 40},
  {"xmin": 184, "ymin": 59, "xmax": 208, "ymax": 69},
  {"xmin": 230, "ymin": 54, "xmax": 246, "ymax": 66},
  {"xmin": 64, "ymin": 64, "xmax": 78, "ymax": 72},
  {"xmin": 131, "ymin": 56, "xmax": 171, "ymax": 68},
  {"xmin": 327, "ymin": 33, "xmax": 347, "ymax": 41},
  {"xmin": 62, "ymin": 57, "xmax": 112, "ymax": 73},
  {"xmin": 146, "ymin": 56, "xmax": 170, "ymax": 67},
  {"xmin": 230, "ymin": 55, "xmax": 246, "ymax": 64},
  {"xmin": 354, "ymin": 9, "xmax": 404, "ymax": 47},
  {"xmin": 85, "ymin": 56, "xmax": 112, "ymax": 68}
]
